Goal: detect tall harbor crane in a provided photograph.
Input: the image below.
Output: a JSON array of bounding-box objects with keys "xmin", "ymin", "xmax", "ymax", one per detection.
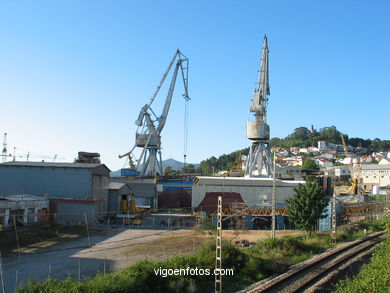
[
  {"xmin": 119, "ymin": 50, "xmax": 189, "ymax": 177},
  {"xmin": 245, "ymin": 35, "xmax": 273, "ymax": 177},
  {"xmin": 2, "ymin": 133, "xmax": 7, "ymax": 162}
]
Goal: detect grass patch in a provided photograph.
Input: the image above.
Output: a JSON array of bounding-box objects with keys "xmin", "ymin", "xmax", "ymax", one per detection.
[
  {"xmin": 15, "ymin": 219, "xmax": 388, "ymax": 293},
  {"xmin": 0, "ymin": 223, "xmax": 87, "ymax": 254},
  {"xmin": 333, "ymin": 216, "xmax": 390, "ymax": 293}
]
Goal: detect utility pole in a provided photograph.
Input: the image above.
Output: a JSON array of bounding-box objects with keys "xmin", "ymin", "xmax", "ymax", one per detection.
[
  {"xmin": 271, "ymin": 152, "xmax": 276, "ymax": 238},
  {"xmin": 215, "ymin": 196, "xmax": 222, "ymax": 293},
  {"xmin": 332, "ymin": 194, "xmax": 337, "ymax": 244}
]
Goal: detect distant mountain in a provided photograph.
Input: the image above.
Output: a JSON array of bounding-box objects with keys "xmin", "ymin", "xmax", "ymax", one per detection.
[
  {"xmin": 110, "ymin": 170, "xmax": 121, "ymax": 177},
  {"xmin": 162, "ymin": 158, "xmax": 200, "ymax": 171},
  {"xmin": 109, "ymin": 158, "xmax": 199, "ymax": 176}
]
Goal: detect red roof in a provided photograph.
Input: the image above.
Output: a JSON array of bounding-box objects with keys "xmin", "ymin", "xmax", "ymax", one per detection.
[{"xmin": 196, "ymin": 192, "xmax": 245, "ymax": 212}]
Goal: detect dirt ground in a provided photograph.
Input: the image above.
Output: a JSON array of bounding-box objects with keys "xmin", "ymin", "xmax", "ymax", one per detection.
[{"xmin": 1, "ymin": 228, "xmax": 301, "ymax": 292}]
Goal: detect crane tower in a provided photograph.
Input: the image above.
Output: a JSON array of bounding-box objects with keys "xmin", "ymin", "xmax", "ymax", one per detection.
[
  {"xmin": 245, "ymin": 35, "xmax": 273, "ymax": 177},
  {"xmin": 119, "ymin": 50, "xmax": 189, "ymax": 177},
  {"xmin": 2, "ymin": 133, "xmax": 7, "ymax": 163}
]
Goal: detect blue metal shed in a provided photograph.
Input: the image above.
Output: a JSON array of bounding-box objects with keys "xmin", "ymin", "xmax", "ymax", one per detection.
[{"xmin": 0, "ymin": 162, "xmax": 110, "ymax": 217}]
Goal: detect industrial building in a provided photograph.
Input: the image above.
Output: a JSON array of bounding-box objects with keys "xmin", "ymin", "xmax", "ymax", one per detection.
[
  {"xmin": 109, "ymin": 177, "xmax": 157, "ymax": 208},
  {"xmin": 0, "ymin": 161, "xmax": 110, "ymax": 223},
  {"xmin": 156, "ymin": 180, "xmax": 192, "ymax": 208},
  {"xmin": 0, "ymin": 194, "xmax": 49, "ymax": 230},
  {"xmin": 354, "ymin": 163, "xmax": 390, "ymax": 193},
  {"xmin": 192, "ymin": 176, "xmax": 304, "ymax": 209},
  {"xmin": 108, "ymin": 182, "xmax": 132, "ymax": 213}
]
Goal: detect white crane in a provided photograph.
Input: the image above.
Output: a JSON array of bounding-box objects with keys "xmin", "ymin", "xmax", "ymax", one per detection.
[
  {"xmin": 119, "ymin": 50, "xmax": 189, "ymax": 177},
  {"xmin": 1, "ymin": 133, "xmax": 7, "ymax": 162},
  {"xmin": 245, "ymin": 35, "xmax": 273, "ymax": 177}
]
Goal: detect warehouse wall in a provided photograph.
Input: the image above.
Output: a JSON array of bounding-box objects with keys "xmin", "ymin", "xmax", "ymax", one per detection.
[
  {"xmin": 192, "ymin": 177, "xmax": 304, "ymax": 208},
  {"xmin": 92, "ymin": 174, "xmax": 109, "ymax": 212},
  {"xmin": 0, "ymin": 166, "xmax": 92, "ymax": 199},
  {"xmin": 50, "ymin": 200, "xmax": 97, "ymax": 225}
]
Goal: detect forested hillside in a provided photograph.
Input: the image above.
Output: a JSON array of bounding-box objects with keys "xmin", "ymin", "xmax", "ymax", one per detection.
[{"xmin": 197, "ymin": 126, "xmax": 390, "ymax": 175}]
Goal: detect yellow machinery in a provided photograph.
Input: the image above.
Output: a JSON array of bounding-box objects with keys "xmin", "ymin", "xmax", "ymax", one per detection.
[
  {"xmin": 335, "ymin": 133, "xmax": 359, "ymax": 195},
  {"xmin": 119, "ymin": 198, "xmax": 142, "ymax": 225},
  {"xmin": 118, "ymin": 152, "xmax": 136, "ymax": 170},
  {"xmin": 229, "ymin": 152, "xmax": 244, "ymax": 177}
]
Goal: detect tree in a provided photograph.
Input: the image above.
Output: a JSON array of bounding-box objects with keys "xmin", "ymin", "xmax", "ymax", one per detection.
[
  {"xmin": 182, "ymin": 163, "xmax": 195, "ymax": 174},
  {"xmin": 302, "ymin": 159, "xmax": 319, "ymax": 171},
  {"xmin": 318, "ymin": 126, "xmax": 341, "ymax": 144},
  {"xmin": 286, "ymin": 181, "xmax": 329, "ymax": 236},
  {"xmin": 290, "ymin": 127, "xmax": 310, "ymax": 141}
]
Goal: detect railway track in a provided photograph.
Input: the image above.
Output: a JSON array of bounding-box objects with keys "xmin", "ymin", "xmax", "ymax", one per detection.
[{"xmin": 239, "ymin": 231, "xmax": 385, "ymax": 293}]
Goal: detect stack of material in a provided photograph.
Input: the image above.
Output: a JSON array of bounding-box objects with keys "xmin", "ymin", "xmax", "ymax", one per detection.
[{"xmin": 75, "ymin": 152, "xmax": 101, "ymax": 164}]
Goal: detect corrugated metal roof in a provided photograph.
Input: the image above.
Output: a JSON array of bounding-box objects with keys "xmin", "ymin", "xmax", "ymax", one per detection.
[
  {"xmin": 0, "ymin": 194, "xmax": 46, "ymax": 201},
  {"xmin": 194, "ymin": 176, "xmax": 305, "ymax": 187},
  {"xmin": 0, "ymin": 161, "xmax": 108, "ymax": 170},
  {"xmin": 109, "ymin": 182, "xmax": 127, "ymax": 190}
]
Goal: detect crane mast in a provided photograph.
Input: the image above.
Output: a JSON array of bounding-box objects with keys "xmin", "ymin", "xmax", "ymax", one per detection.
[
  {"xmin": 245, "ymin": 35, "xmax": 273, "ymax": 177},
  {"xmin": 119, "ymin": 50, "xmax": 189, "ymax": 177},
  {"xmin": 2, "ymin": 133, "xmax": 7, "ymax": 163}
]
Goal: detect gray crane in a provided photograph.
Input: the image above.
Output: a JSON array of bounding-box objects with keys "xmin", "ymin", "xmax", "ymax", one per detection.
[
  {"xmin": 119, "ymin": 50, "xmax": 189, "ymax": 177},
  {"xmin": 245, "ymin": 35, "xmax": 273, "ymax": 177}
]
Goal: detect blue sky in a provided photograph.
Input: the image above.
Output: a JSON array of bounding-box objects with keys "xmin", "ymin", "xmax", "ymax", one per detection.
[{"xmin": 0, "ymin": 0, "xmax": 389, "ymax": 170}]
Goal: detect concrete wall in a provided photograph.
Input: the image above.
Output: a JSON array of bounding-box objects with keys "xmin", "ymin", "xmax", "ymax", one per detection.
[{"xmin": 192, "ymin": 177, "xmax": 304, "ymax": 208}]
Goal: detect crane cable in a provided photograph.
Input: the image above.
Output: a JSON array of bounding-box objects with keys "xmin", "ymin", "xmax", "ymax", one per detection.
[{"xmin": 183, "ymin": 99, "xmax": 189, "ymax": 167}]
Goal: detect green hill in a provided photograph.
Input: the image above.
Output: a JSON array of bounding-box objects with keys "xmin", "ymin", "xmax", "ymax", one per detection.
[{"xmin": 197, "ymin": 126, "xmax": 390, "ymax": 175}]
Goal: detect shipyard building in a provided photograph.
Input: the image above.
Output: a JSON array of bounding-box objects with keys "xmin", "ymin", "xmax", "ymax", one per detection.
[{"xmin": 0, "ymin": 161, "xmax": 110, "ymax": 224}]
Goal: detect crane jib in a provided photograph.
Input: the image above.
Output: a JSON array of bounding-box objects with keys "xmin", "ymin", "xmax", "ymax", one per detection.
[{"xmin": 119, "ymin": 49, "xmax": 190, "ymax": 177}]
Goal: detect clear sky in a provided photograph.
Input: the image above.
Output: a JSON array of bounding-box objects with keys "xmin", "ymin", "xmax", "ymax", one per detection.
[{"xmin": 0, "ymin": 0, "xmax": 389, "ymax": 171}]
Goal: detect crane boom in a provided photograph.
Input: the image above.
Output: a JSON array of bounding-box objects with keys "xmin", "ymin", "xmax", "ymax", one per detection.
[{"xmin": 119, "ymin": 50, "xmax": 189, "ymax": 177}]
